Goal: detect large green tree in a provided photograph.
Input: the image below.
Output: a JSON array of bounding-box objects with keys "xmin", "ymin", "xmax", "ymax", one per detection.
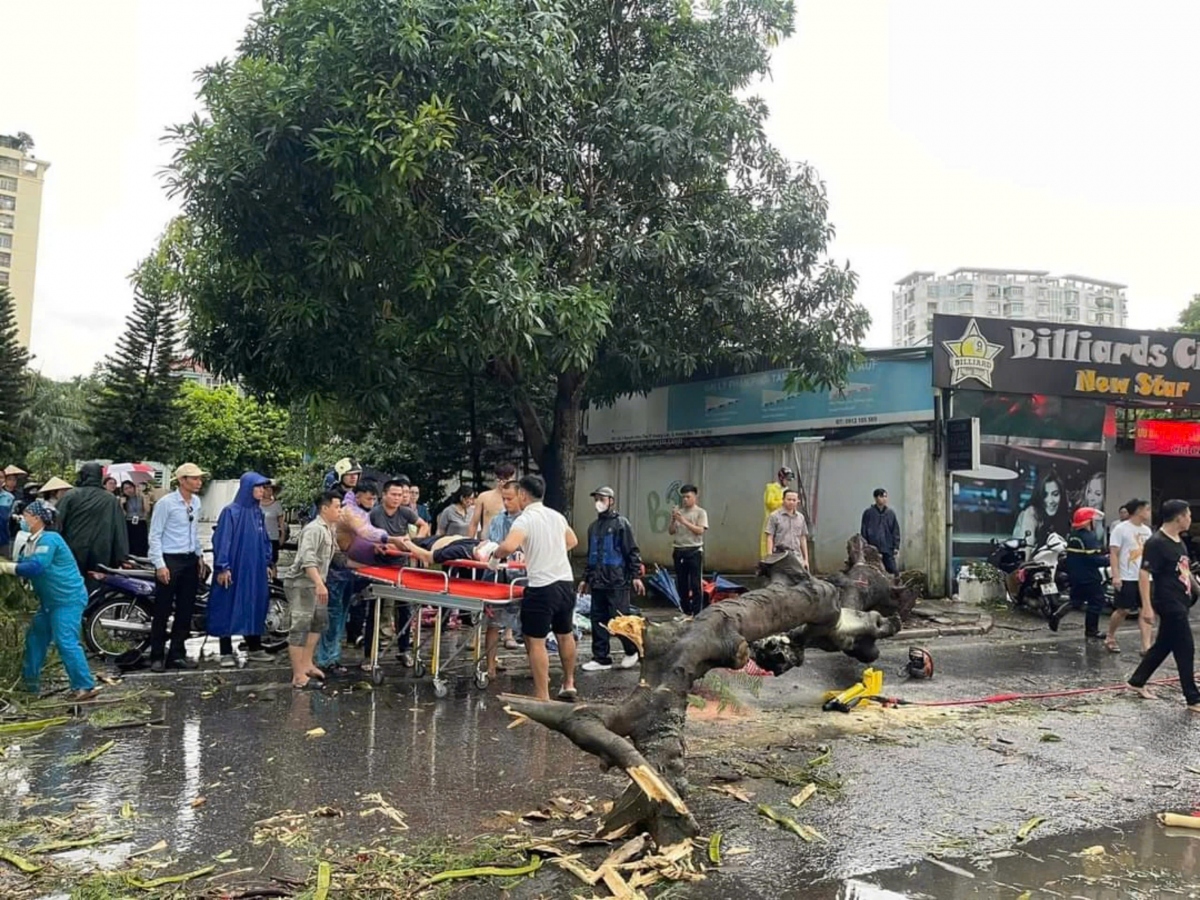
[
  {"xmin": 0, "ymin": 287, "xmax": 30, "ymax": 463},
  {"xmin": 88, "ymin": 240, "xmax": 182, "ymax": 462},
  {"xmin": 175, "ymin": 381, "xmax": 300, "ymax": 480},
  {"xmin": 166, "ymin": 0, "xmax": 866, "ymax": 513},
  {"xmin": 15, "ymin": 373, "xmax": 96, "ymax": 479},
  {"xmin": 1175, "ymin": 293, "xmax": 1200, "ymax": 332}
]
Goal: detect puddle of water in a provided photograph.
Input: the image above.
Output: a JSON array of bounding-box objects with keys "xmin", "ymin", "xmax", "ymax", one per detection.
[{"xmin": 827, "ymin": 814, "xmax": 1200, "ymax": 899}]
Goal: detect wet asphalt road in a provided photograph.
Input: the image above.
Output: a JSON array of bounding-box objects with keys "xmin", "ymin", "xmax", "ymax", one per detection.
[{"xmin": 2, "ymin": 608, "xmax": 1199, "ymax": 897}]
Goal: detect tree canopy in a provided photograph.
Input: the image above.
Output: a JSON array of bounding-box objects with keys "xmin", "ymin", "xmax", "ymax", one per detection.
[
  {"xmin": 175, "ymin": 382, "xmax": 300, "ymax": 480},
  {"xmin": 87, "ymin": 238, "xmax": 183, "ymax": 462},
  {"xmin": 0, "ymin": 287, "xmax": 30, "ymax": 463},
  {"xmin": 1175, "ymin": 293, "xmax": 1200, "ymax": 332},
  {"xmin": 166, "ymin": 0, "xmax": 867, "ymax": 513}
]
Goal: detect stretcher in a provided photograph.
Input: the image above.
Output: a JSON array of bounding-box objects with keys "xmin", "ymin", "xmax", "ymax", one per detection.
[{"xmin": 359, "ymin": 559, "xmax": 525, "ymax": 696}]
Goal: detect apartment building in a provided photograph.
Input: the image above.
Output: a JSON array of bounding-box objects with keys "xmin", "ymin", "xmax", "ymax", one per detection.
[
  {"xmin": 0, "ymin": 135, "xmax": 50, "ymax": 348},
  {"xmin": 893, "ymin": 267, "xmax": 1128, "ymax": 347}
]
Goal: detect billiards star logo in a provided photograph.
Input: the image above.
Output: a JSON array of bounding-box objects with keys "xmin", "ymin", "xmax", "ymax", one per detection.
[{"xmin": 942, "ymin": 318, "xmax": 1003, "ymax": 388}]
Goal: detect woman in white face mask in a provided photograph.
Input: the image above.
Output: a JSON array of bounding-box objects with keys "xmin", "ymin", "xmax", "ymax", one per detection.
[{"xmin": 0, "ymin": 500, "xmax": 99, "ymax": 699}]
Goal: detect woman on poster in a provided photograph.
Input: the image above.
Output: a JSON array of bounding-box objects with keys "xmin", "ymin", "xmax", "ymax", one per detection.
[{"xmin": 1013, "ymin": 469, "xmax": 1071, "ymax": 550}]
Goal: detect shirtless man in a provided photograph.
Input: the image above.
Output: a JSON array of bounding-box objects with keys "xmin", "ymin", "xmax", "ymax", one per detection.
[
  {"xmin": 467, "ymin": 463, "xmax": 518, "ymax": 645},
  {"xmin": 468, "ymin": 463, "xmax": 517, "ymax": 540}
]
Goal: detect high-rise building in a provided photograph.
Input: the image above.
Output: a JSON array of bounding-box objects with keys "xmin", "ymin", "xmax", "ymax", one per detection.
[
  {"xmin": 892, "ymin": 268, "xmax": 1128, "ymax": 347},
  {"xmin": 0, "ymin": 135, "xmax": 50, "ymax": 349}
]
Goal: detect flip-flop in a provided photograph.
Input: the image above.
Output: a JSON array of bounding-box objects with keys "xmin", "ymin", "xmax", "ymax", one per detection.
[
  {"xmin": 557, "ymin": 687, "xmax": 578, "ymax": 702},
  {"xmin": 292, "ymin": 680, "xmax": 325, "ymax": 691},
  {"xmin": 1104, "ymin": 640, "xmax": 1120, "ymax": 653},
  {"xmin": 325, "ymin": 664, "xmax": 350, "ymax": 676}
]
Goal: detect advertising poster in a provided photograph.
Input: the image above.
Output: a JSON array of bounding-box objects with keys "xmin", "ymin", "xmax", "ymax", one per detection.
[{"xmin": 953, "ymin": 442, "xmax": 1108, "ymax": 567}]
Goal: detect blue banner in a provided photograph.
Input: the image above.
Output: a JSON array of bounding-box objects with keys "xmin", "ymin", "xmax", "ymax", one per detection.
[{"xmin": 664, "ymin": 357, "xmax": 934, "ymax": 436}]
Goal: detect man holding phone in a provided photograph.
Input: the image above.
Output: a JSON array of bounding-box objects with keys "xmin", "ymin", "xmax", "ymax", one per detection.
[{"xmin": 669, "ymin": 484, "xmax": 708, "ymax": 615}]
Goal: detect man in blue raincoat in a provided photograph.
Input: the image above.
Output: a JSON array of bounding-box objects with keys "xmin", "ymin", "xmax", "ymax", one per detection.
[{"xmin": 208, "ymin": 472, "xmax": 274, "ymax": 667}]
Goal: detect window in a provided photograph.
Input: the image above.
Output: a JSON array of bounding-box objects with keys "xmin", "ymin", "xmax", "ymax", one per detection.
[
  {"xmin": 0, "ymin": 196, "xmax": 13, "ymax": 211},
  {"xmin": 957, "ymin": 284, "xmax": 974, "ymax": 298},
  {"xmin": 0, "ymin": 214, "xmax": 11, "ymax": 229},
  {"xmin": 1065, "ymin": 307, "xmax": 1079, "ymax": 321},
  {"xmin": 987, "ymin": 303, "xmax": 1000, "ymax": 315},
  {"xmin": 1067, "ymin": 289, "xmax": 1080, "ymax": 302},
  {"xmin": 0, "ymin": 252, "xmax": 10, "ymax": 268},
  {"xmin": 1010, "ymin": 303, "xmax": 1024, "ymax": 316},
  {"xmin": 0, "ymin": 177, "xmax": 16, "ymax": 193},
  {"xmin": 0, "ymin": 157, "xmax": 17, "ymax": 174},
  {"xmin": 958, "ymin": 299, "xmax": 973, "ymax": 313},
  {"xmin": 1037, "ymin": 288, "xmax": 1046, "ymax": 300},
  {"xmin": 926, "ymin": 284, "xmax": 939, "ymax": 299},
  {"xmin": 1038, "ymin": 303, "xmax": 1050, "ymax": 317},
  {"xmin": 987, "ymin": 284, "xmax": 1000, "ymax": 298},
  {"xmin": 1004, "ymin": 285, "xmax": 1024, "ymax": 299},
  {"xmin": 0, "ymin": 271, "xmax": 8, "ymax": 286},
  {"xmin": 0, "ymin": 234, "xmax": 10, "ymax": 249}
]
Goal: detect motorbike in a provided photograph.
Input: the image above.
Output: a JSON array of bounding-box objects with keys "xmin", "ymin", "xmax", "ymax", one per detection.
[
  {"xmin": 987, "ymin": 533, "xmax": 1068, "ymax": 619},
  {"xmin": 83, "ymin": 558, "xmax": 290, "ymax": 661}
]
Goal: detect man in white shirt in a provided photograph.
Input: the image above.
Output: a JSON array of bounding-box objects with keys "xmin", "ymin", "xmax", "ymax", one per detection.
[
  {"xmin": 490, "ymin": 475, "xmax": 579, "ymax": 702},
  {"xmin": 1106, "ymin": 498, "xmax": 1154, "ymax": 655}
]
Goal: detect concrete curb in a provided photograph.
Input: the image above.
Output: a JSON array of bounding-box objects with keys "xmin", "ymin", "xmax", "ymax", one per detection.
[{"xmin": 898, "ymin": 613, "xmax": 994, "ymax": 640}]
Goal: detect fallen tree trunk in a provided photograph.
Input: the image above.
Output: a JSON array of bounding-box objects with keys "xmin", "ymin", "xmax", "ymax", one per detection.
[{"xmin": 503, "ymin": 550, "xmax": 905, "ymax": 846}]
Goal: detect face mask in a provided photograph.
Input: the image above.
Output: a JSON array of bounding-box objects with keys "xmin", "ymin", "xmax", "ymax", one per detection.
[
  {"xmin": 18, "ymin": 518, "xmax": 30, "ymax": 533},
  {"xmin": 595, "ymin": 501, "xmax": 607, "ymax": 514}
]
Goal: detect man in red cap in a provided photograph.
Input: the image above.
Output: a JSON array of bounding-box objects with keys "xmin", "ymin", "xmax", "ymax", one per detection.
[{"xmin": 1055, "ymin": 506, "xmax": 1108, "ymax": 637}]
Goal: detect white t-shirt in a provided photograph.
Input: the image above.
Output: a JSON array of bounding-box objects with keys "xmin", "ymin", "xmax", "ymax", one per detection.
[
  {"xmin": 1109, "ymin": 519, "xmax": 1152, "ymax": 582},
  {"xmin": 511, "ymin": 502, "xmax": 575, "ymax": 587}
]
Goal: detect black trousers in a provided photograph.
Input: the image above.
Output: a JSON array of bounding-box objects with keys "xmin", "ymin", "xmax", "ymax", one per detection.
[
  {"xmin": 1129, "ymin": 602, "xmax": 1200, "ymax": 706},
  {"xmin": 151, "ymin": 553, "xmax": 201, "ymax": 662},
  {"xmin": 880, "ymin": 551, "xmax": 898, "ymax": 575},
  {"xmin": 673, "ymin": 548, "xmax": 705, "ymax": 616},
  {"xmin": 590, "ymin": 587, "xmax": 636, "ymax": 663}
]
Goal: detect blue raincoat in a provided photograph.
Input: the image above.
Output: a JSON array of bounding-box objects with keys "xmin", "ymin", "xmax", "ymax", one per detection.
[{"xmin": 207, "ymin": 472, "xmax": 272, "ymax": 637}]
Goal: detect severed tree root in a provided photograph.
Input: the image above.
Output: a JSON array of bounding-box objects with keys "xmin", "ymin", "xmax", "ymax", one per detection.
[{"xmin": 503, "ymin": 546, "xmax": 901, "ymax": 848}]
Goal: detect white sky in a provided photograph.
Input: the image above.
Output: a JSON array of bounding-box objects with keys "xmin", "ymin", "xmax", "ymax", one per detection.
[{"xmin": 5, "ymin": 0, "xmax": 1198, "ymax": 379}]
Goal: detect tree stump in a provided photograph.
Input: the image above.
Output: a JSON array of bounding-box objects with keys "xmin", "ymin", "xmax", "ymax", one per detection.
[{"xmin": 503, "ymin": 550, "xmax": 902, "ymax": 846}]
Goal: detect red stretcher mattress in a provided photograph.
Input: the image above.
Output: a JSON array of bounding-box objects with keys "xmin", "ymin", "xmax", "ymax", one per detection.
[{"xmin": 358, "ymin": 565, "xmax": 523, "ymax": 602}]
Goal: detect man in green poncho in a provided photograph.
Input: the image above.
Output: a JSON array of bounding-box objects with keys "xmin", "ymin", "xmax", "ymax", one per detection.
[{"xmin": 56, "ymin": 462, "xmax": 129, "ymax": 584}]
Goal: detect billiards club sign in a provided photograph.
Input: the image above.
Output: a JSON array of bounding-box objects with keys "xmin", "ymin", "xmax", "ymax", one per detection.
[{"xmin": 932, "ymin": 314, "xmax": 1200, "ymax": 401}]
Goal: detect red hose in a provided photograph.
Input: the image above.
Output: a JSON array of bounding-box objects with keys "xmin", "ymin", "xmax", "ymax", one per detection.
[{"xmin": 880, "ymin": 676, "xmax": 1182, "ymax": 709}]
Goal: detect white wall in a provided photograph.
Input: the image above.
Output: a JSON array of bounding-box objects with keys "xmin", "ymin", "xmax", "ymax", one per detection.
[
  {"xmin": 573, "ymin": 444, "xmax": 786, "ymax": 573},
  {"xmin": 1106, "ymin": 447, "xmax": 1151, "ymax": 520},
  {"xmin": 813, "ymin": 443, "xmax": 905, "ymax": 572}
]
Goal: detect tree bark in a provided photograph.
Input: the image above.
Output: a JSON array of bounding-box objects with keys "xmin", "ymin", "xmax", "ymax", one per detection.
[
  {"xmin": 503, "ymin": 553, "xmax": 901, "ymax": 847},
  {"xmin": 499, "ymin": 364, "xmax": 585, "ymax": 519}
]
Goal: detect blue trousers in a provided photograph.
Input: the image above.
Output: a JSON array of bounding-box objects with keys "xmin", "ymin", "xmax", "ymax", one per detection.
[
  {"xmin": 24, "ymin": 602, "xmax": 94, "ymax": 692},
  {"xmin": 315, "ymin": 577, "xmax": 352, "ymax": 667}
]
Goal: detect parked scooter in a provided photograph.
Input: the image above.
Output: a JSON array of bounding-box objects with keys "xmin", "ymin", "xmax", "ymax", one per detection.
[
  {"xmin": 82, "ymin": 558, "xmax": 289, "ymax": 661},
  {"xmin": 988, "ymin": 533, "xmax": 1068, "ymax": 619}
]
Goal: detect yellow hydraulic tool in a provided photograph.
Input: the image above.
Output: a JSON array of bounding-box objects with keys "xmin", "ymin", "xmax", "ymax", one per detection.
[{"xmin": 821, "ymin": 667, "xmax": 884, "ymax": 713}]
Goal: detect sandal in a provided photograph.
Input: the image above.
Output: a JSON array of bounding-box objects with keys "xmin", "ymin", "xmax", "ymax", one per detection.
[
  {"xmin": 292, "ymin": 679, "xmax": 325, "ymax": 691},
  {"xmin": 1104, "ymin": 639, "xmax": 1120, "ymax": 653},
  {"xmin": 557, "ymin": 687, "xmax": 578, "ymax": 702},
  {"xmin": 324, "ymin": 664, "xmax": 350, "ymax": 676}
]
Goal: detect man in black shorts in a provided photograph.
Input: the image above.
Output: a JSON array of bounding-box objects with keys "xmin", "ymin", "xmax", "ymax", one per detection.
[
  {"xmin": 1106, "ymin": 498, "xmax": 1153, "ymax": 654},
  {"xmin": 1127, "ymin": 499, "xmax": 1200, "ymax": 711},
  {"xmin": 488, "ymin": 475, "xmax": 579, "ymax": 702}
]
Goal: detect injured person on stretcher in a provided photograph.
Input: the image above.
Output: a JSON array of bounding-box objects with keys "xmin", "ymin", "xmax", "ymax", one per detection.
[{"xmin": 395, "ymin": 535, "xmax": 497, "ymax": 568}]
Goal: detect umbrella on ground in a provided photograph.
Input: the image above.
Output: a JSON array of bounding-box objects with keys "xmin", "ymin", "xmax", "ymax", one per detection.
[{"xmin": 106, "ymin": 463, "xmax": 157, "ymax": 485}]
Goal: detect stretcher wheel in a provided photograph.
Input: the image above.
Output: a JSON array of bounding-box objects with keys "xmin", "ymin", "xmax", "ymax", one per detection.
[
  {"xmin": 433, "ymin": 679, "xmax": 448, "ymax": 699},
  {"xmin": 414, "ymin": 661, "xmax": 427, "ymax": 678},
  {"xmin": 371, "ymin": 667, "xmax": 385, "ymax": 686},
  {"xmin": 474, "ymin": 670, "xmax": 489, "ymax": 690}
]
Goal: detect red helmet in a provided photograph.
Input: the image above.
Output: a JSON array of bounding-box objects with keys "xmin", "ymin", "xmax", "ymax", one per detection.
[{"xmin": 1072, "ymin": 507, "xmax": 1104, "ymax": 529}]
